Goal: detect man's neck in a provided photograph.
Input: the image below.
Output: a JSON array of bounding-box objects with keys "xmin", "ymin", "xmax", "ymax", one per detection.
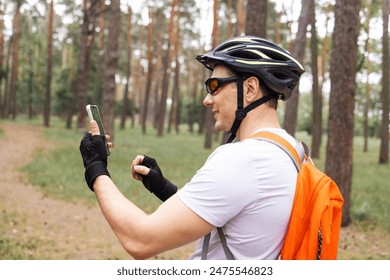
[{"xmin": 237, "ymin": 106, "xmax": 281, "ymax": 140}]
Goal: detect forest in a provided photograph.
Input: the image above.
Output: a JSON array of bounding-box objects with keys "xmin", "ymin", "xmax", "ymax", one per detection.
[{"xmin": 0, "ymin": 0, "xmax": 389, "ymax": 228}]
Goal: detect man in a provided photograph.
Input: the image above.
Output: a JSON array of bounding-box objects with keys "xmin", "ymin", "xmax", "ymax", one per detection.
[{"xmin": 80, "ymin": 36, "xmax": 304, "ymax": 259}]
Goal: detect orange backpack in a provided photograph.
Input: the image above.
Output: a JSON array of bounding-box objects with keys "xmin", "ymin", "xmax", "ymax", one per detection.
[{"xmin": 252, "ymin": 132, "xmax": 344, "ymax": 260}]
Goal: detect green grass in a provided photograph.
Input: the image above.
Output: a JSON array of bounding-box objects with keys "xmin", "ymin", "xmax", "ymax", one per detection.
[
  {"xmin": 20, "ymin": 118, "xmax": 390, "ymax": 228},
  {"xmin": 350, "ymin": 137, "xmax": 390, "ymax": 229},
  {"xmin": 21, "ymin": 117, "xmax": 216, "ymax": 212}
]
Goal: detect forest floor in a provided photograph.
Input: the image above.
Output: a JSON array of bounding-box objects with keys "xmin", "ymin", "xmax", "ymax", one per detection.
[{"xmin": 0, "ymin": 122, "xmax": 389, "ymax": 260}]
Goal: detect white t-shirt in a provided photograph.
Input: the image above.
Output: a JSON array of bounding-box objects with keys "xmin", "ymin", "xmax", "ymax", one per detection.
[{"xmin": 177, "ymin": 128, "xmax": 298, "ymax": 259}]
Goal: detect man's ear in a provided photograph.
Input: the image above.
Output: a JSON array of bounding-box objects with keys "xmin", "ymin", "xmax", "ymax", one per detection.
[{"xmin": 244, "ymin": 76, "xmax": 262, "ymax": 103}]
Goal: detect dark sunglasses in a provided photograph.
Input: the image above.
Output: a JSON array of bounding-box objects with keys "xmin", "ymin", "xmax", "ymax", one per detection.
[{"xmin": 204, "ymin": 76, "xmax": 238, "ymax": 95}]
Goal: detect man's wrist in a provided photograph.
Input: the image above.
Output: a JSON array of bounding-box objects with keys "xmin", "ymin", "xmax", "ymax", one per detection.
[{"xmin": 85, "ymin": 161, "xmax": 111, "ymax": 191}]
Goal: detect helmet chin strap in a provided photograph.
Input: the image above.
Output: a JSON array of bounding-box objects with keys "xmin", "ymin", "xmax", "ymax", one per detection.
[{"xmin": 226, "ymin": 77, "xmax": 275, "ymax": 144}]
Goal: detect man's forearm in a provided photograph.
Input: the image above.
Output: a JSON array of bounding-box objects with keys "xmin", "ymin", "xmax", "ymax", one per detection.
[{"xmin": 93, "ymin": 175, "xmax": 154, "ymax": 259}]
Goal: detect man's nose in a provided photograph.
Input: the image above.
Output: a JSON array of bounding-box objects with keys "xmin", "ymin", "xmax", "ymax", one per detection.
[{"xmin": 203, "ymin": 94, "xmax": 213, "ymax": 106}]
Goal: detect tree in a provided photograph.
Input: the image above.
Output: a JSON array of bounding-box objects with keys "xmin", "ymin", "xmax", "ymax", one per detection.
[
  {"xmin": 312, "ymin": 3, "xmax": 332, "ymax": 158},
  {"xmin": 245, "ymin": 0, "xmax": 267, "ymax": 38},
  {"xmin": 168, "ymin": 0, "xmax": 182, "ymax": 134},
  {"xmin": 9, "ymin": 0, "xmax": 22, "ymax": 120},
  {"xmin": 310, "ymin": 0, "xmax": 321, "ymax": 158},
  {"xmin": 101, "ymin": 0, "xmax": 120, "ymax": 140},
  {"xmin": 283, "ymin": 0, "xmax": 312, "ymax": 136},
  {"xmin": 236, "ymin": 0, "xmax": 246, "ymax": 35},
  {"xmin": 325, "ymin": 0, "xmax": 361, "ymax": 227},
  {"xmin": 204, "ymin": 0, "xmax": 219, "ymax": 149},
  {"xmin": 43, "ymin": 0, "xmax": 54, "ymax": 127},
  {"xmin": 0, "ymin": 2, "xmax": 4, "ymax": 115},
  {"xmin": 363, "ymin": 0, "xmax": 372, "ymax": 152},
  {"xmin": 120, "ymin": 5, "xmax": 132, "ymax": 130},
  {"xmin": 156, "ymin": 0, "xmax": 177, "ymax": 137},
  {"xmin": 379, "ymin": 0, "xmax": 389, "ymax": 164},
  {"xmin": 141, "ymin": 5, "xmax": 155, "ymax": 134},
  {"xmin": 76, "ymin": 0, "xmax": 99, "ymax": 131}
]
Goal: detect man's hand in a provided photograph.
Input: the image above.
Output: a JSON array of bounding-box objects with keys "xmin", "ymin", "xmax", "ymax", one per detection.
[
  {"xmin": 131, "ymin": 155, "xmax": 178, "ymax": 201},
  {"xmin": 79, "ymin": 120, "xmax": 112, "ymax": 191}
]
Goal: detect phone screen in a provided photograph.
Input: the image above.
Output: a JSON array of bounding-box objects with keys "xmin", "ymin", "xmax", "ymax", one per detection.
[{"xmin": 86, "ymin": 104, "xmax": 110, "ymax": 156}]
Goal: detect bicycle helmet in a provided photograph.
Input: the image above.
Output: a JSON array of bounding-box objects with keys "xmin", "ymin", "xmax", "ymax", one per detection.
[
  {"xmin": 196, "ymin": 36, "xmax": 305, "ymax": 143},
  {"xmin": 196, "ymin": 35, "xmax": 304, "ymax": 101}
]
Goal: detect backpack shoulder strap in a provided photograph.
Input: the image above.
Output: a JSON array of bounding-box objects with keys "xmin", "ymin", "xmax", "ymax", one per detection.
[
  {"xmin": 201, "ymin": 229, "xmax": 235, "ymax": 260},
  {"xmin": 250, "ymin": 131, "xmax": 305, "ymax": 171}
]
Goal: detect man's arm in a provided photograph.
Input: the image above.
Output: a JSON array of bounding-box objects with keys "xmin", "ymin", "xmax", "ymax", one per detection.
[{"xmin": 93, "ymin": 175, "xmax": 214, "ymax": 259}]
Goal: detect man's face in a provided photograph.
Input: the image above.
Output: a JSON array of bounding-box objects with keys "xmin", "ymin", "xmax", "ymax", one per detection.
[{"xmin": 203, "ymin": 65, "xmax": 237, "ymax": 132}]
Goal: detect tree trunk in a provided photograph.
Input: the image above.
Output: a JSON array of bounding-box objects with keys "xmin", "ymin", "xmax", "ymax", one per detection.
[
  {"xmin": 44, "ymin": 0, "xmax": 54, "ymax": 127},
  {"xmin": 310, "ymin": 0, "xmax": 322, "ymax": 159},
  {"xmin": 363, "ymin": 0, "xmax": 371, "ymax": 152},
  {"xmin": 168, "ymin": 0, "xmax": 181, "ymax": 134},
  {"xmin": 204, "ymin": 0, "xmax": 219, "ymax": 149},
  {"xmin": 245, "ymin": 0, "xmax": 267, "ymax": 38},
  {"xmin": 156, "ymin": 0, "xmax": 176, "ymax": 137},
  {"xmin": 76, "ymin": 0, "xmax": 99, "ymax": 131},
  {"xmin": 94, "ymin": 0, "xmax": 105, "ymax": 106},
  {"xmin": 2, "ymin": 35, "xmax": 13, "ymax": 118},
  {"xmin": 101, "ymin": 0, "xmax": 120, "ymax": 140},
  {"xmin": 379, "ymin": 0, "xmax": 389, "ymax": 164},
  {"xmin": 325, "ymin": 0, "xmax": 361, "ymax": 227},
  {"xmin": 236, "ymin": 0, "xmax": 246, "ymax": 36},
  {"xmin": 65, "ymin": 37, "xmax": 75, "ymax": 129},
  {"xmin": 313, "ymin": 3, "xmax": 331, "ymax": 152},
  {"xmin": 120, "ymin": 5, "xmax": 132, "ymax": 130},
  {"xmin": 141, "ymin": 6, "xmax": 155, "ymax": 134},
  {"xmin": 9, "ymin": 0, "xmax": 22, "ymax": 120},
  {"xmin": 0, "ymin": 4, "xmax": 4, "ymax": 116},
  {"xmin": 226, "ymin": 0, "xmax": 234, "ymax": 38},
  {"xmin": 283, "ymin": 0, "xmax": 312, "ymax": 136}
]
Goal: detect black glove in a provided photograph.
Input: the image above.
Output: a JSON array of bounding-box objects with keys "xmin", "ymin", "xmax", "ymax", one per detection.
[
  {"xmin": 140, "ymin": 156, "xmax": 178, "ymax": 202},
  {"xmin": 79, "ymin": 132, "xmax": 110, "ymax": 191}
]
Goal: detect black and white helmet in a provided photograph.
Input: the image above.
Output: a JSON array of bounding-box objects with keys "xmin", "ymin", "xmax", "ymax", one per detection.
[{"xmin": 196, "ymin": 36, "xmax": 305, "ymax": 100}]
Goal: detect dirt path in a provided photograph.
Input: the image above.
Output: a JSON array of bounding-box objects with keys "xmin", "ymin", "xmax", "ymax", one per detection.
[
  {"xmin": 0, "ymin": 122, "xmax": 388, "ymax": 260},
  {"xmin": 0, "ymin": 122, "xmax": 193, "ymax": 260}
]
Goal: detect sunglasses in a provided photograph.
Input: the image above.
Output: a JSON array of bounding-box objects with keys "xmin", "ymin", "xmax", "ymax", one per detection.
[{"xmin": 204, "ymin": 76, "xmax": 239, "ymax": 95}]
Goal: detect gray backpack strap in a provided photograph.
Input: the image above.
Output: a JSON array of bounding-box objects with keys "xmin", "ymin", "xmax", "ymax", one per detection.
[
  {"xmin": 201, "ymin": 228, "xmax": 235, "ymax": 260},
  {"xmin": 201, "ymin": 233, "xmax": 211, "ymax": 260},
  {"xmin": 217, "ymin": 227, "xmax": 235, "ymax": 260}
]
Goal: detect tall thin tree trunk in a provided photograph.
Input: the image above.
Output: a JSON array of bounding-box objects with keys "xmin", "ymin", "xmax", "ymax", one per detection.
[
  {"xmin": 65, "ymin": 37, "xmax": 75, "ymax": 129},
  {"xmin": 283, "ymin": 0, "xmax": 312, "ymax": 136},
  {"xmin": 325, "ymin": 0, "xmax": 361, "ymax": 227},
  {"xmin": 226, "ymin": 0, "xmax": 233, "ymax": 38},
  {"xmin": 363, "ymin": 0, "xmax": 372, "ymax": 152},
  {"xmin": 156, "ymin": 0, "xmax": 176, "ymax": 137},
  {"xmin": 379, "ymin": 0, "xmax": 389, "ymax": 164},
  {"xmin": 76, "ymin": 0, "xmax": 99, "ymax": 131},
  {"xmin": 169, "ymin": 0, "xmax": 181, "ymax": 134},
  {"xmin": 141, "ymin": 6, "xmax": 154, "ymax": 134},
  {"xmin": 94, "ymin": 0, "xmax": 105, "ymax": 105},
  {"xmin": 236, "ymin": 0, "xmax": 246, "ymax": 36},
  {"xmin": 9, "ymin": 0, "xmax": 21, "ymax": 120},
  {"xmin": 44, "ymin": 0, "xmax": 54, "ymax": 127},
  {"xmin": 101, "ymin": 0, "xmax": 120, "ymax": 140},
  {"xmin": 2, "ymin": 35, "xmax": 12, "ymax": 118},
  {"xmin": 310, "ymin": 0, "xmax": 322, "ymax": 159},
  {"xmin": 245, "ymin": 0, "xmax": 267, "ymax": 38},
  {"xmin": 204, "ymin": 0, "xmax": 219, "ymax": 149},
  {"xmin": 0, "ymin": 4, "xmax": 4, "ymax": 116},
  {"xmin": 120, "ymin": 5, "xmax": 132, "ymax": 130}
]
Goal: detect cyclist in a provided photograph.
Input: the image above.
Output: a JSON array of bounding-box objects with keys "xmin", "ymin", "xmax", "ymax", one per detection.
[{"xmin": 80, "ymin": 36, "xmax": 304, "ymax": 259}]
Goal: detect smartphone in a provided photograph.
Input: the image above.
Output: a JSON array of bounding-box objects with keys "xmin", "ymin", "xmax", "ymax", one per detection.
[{"xmin": 86, "ymin": 104, "xmax": 110, "ymax": 156}]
